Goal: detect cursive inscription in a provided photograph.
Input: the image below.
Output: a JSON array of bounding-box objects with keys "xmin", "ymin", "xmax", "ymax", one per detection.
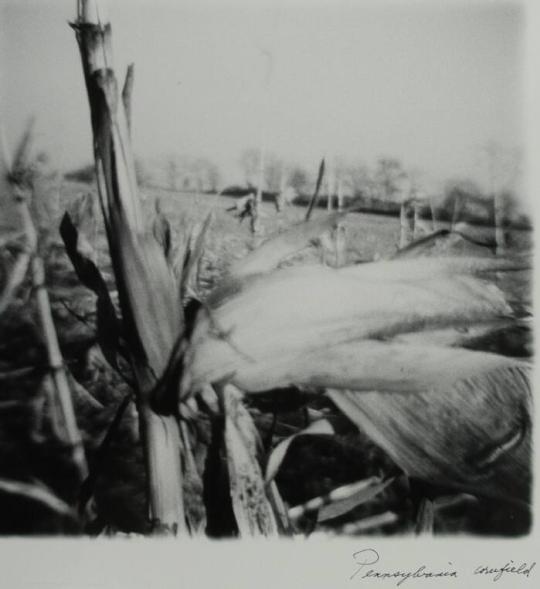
[
  {"xmin": 350, "ymin": 549, "xmax": 458, "ymax": 585},
  {"xmin": 474, "ymin": 561, "xmax": 536, "ymax": 582}
]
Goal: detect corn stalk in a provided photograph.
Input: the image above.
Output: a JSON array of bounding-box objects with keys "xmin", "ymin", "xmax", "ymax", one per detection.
[
  {"xmin": 493, "ymin": 192, "xmax": 506, "ymax": 255},
  {"xmin": 429, "ymin": 195, "xmax": 438, "ymax": 232},
  {"xmin": 0, "ymin": 125, "xmax": 88, "ymax": 484},
  {"xmin": 251, "ymin": 139, "xmax": 265, "ymax": 235},
  {"xmin": 336, "ymin": 177, "xmax": 344, "ymax": 212},
  {"xmin": 275, "ymin": 168, "xmax": 287, "ymax": 212},
  {"xmin": 399, "ymin": 199, "xmax": 413, "ymax": 248},
  {"xmin": 71, "ymin": 0, "xmax": 185, "ymax": 534},
  {"xmin": 32, "ymin": 254, "xmax": 89, "ymax": 482},
  {"xmin": 326, "ymin": 164, "xmax": 334, "ymax": 212},
  {"xmin": 451, "ymin": 192, "xmax": 462, "ymax": 230}
]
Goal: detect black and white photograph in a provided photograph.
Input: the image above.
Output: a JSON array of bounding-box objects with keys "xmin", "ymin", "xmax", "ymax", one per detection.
[{"xmin": 0, "ymin": 0, "xmax": 538, "ymax": 586}]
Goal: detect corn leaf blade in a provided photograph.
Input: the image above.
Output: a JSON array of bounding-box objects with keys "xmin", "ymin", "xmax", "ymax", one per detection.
[
  {"xmin": 228, "ymin": 213, "xmax": 343, "ymax": 278},
  {"xmin": 265, "ymin": 419, "xmax": 335, "ymax": 483},
  {"xmin": 182, "ymin": 262, "xmax": 516, "ymax": 396},
  {"xmin": 327, "ymin": 361, "xmax": 531, "ymax": 504}
]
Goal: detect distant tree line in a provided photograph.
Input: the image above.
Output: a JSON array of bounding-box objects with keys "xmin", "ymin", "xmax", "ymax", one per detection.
[
  {"xmin": 65, "ymin": 156, "xmax": 221, "ymax": 194},
  {"xmin": 63, "ymin": 145, "xmax": 529, "ymax": 228}
]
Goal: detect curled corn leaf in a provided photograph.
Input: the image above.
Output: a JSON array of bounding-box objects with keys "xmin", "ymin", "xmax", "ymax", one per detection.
[
  {"xmin": 181, "ymin": 262, "xmax": 514, "ymax": 396},
  {"xmin": 317, "ymin": 476, "xmax": 395, "ymax": 523},
  {"xmin": 288, "ymin": 476, "xmax": 393, "ymax": 523},
  {"xmin": 265, "ymin": 419, "xmax": 335, "ymax": 484},
  {"xmin": 0, "ymin": 478, "xmax": 76, "ymax": 519},
  {"xmin": 222, "ymin": 384, "xmax": 278, "ymax": 537}
]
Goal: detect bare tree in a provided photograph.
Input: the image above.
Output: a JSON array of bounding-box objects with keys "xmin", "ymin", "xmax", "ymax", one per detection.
[
  {"xmin": 326, "ymin": 161, "xmax": 336, "ymax": 211},
  {"xmin": 205, "ymin": 160, "xmax": 221, "ymax": 194},
  {"xmin": 264, "ymin": 153, "xmax": 285, "ymax": 193},
  {"xmin": 479, "ymin": 141, "xmax": 523, "ymax": 254},
  {"xmin": 374, "ymin": 157, "xmax": 406, "ymax": 201},
  {"xmin": 239, "ymin": 148, "xmax": 260, "ymax": 188},
  {"xmin": 166, "ymin": 156, "xmax": 180, "ymax": 191},
  {"xmin": 288, "ymin": 165, "xmax": 309, "ymax": 196},
  {"xmin": 264, "ymin": 154, "xmax": 289, "ymax": 211},
  {"xmin": 347, "ymin": 162, "xmax": 376, "ymax": 199}
]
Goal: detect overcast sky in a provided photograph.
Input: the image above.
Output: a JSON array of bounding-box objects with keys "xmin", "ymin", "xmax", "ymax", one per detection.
[{"xmin": 0, "ymin": 0, "xmax": 526, "ymax": 191}]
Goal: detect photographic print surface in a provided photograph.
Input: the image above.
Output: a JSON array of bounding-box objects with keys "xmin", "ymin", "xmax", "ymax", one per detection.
[{"xmin": 0, "ymin": 0, "xmax": 534, "ymax": 555}]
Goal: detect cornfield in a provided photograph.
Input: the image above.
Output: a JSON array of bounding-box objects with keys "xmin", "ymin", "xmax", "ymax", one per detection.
[{"xmin": 0, "ymin": 0, "xmax": 533, "ymax": 541}]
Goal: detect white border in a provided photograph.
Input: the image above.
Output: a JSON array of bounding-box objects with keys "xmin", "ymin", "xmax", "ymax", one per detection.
[{"xmin": 0, "ymin": 1, "xmax": 538, "ymax": 587}]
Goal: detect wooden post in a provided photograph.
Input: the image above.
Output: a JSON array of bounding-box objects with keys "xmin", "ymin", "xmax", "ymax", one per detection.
[
  {"xmin": 334, "ymin": 222, "xmax": 346, "ymax": 267},
  {"xmin": 71, "ymin": 0, "xmax": 186, "ymax": 534}
]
